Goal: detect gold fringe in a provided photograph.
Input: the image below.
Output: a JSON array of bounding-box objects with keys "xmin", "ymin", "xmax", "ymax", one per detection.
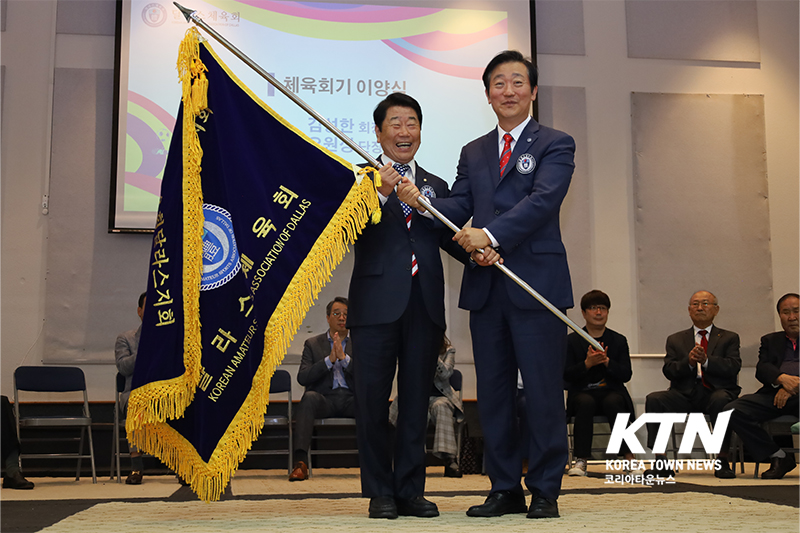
[
  {"xmin": 358, "ymin": 166, "xmax": 382, "ymax": 225},
  {"xmin": 126, "ymin": 27, "xmax": 207, "ymax": 433},
  {"xmin": 127, "ymin": 35, "xmax": 379, "ymax": 502}
]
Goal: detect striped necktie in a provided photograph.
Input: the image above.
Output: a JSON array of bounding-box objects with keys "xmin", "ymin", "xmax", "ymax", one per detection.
[
  {"xmin": 393, "ymin": 163, "xmax": 417, "ymax": 277},
  {"xmin": 499, "ymin": 133, "xmax": 513, "ymax": 175}
]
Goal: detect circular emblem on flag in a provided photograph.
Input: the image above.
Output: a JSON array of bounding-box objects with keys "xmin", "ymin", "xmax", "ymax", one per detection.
[
  {"xmin": 516, "ymin": 154, "xmax": 536, "ymax": 174},
  {"xmin": 142, "ymin": 3, "xmax": 167, "ymax": 27},
  {"xmin": 419, "ymin": 185, "xmax": 436, "ymax": 199},
  {"xmin": 201, "ymin": 204, "xmax": 240, "ymax": 291}
]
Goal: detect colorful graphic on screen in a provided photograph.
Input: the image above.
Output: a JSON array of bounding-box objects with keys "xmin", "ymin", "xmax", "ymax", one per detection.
[{"xmin": 115, "ymin": 0, "xmax": 523, "ymax": 230}]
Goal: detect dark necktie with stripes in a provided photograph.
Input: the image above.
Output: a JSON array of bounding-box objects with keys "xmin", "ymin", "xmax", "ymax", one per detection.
[
  {"xmin": 393, "ymin": 163, "xmax": 417, "ymax": 277},
  {"xmin": 500, "ymin": 133, "xmax": 513, "ymax": 175}
]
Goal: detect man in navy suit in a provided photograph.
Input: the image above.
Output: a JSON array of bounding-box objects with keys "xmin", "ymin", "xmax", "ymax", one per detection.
[
  {"xmin": 289, "ymin": 297, "xmax": 354, "ymax": 482},
  {"xmin": 399, "ymin": 50, "xmax": 575, "ymax": 519},
  {"xmin": 348, "ymin": 93, "xmax": 466, "ymax": 519},
  {"xmin": 726, "ymin": 293, "xmax": 799, "ymax": 479}
]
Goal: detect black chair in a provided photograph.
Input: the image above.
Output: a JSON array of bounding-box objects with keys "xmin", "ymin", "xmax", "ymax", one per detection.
[
  {"xmin": 13, "ymin": 366, "xmax": 97, "ymax": 483},
  {"xmin": 668, "ymin": 414, "xmax": 719, "ymax": 462},
  {"xmin": 565, "ymin": 385, "xmax": 633, "ymax": 464},
  {"xmin": 111, "ymin": 372, "xmax": 154, "ymax": 482},
  {"xmin": 248, "ymin": 369, "xmax": 293, "ymax": 474},
  {"xmin": 111, "ymin": 373, "xmax": 126, "ymax": 482},
  {"xmin": 566, "ymin": 415, "xmax": 614, "ymax": 464},
  {"xmin": 308, "ymin": 417, "xmax": 357, "ymax": 476},
  {"xmin": 735, "ymin": 415, "xmax": 800, "ymax": 478}
]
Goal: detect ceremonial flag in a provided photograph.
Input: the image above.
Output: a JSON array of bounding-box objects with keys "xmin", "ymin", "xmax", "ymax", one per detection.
[{"xmin": 126, "ymin": 28, "xmax": 379, "ymax": 501}]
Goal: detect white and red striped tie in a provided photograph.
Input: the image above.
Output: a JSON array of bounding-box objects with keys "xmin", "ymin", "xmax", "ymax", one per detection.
[{"xmin": 393, "ymin": 163, "xmax": 418, "ymax": 277}]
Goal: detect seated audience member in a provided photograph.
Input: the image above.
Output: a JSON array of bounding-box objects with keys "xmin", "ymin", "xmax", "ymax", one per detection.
[
  {"xmin": 564, "ymin": 290, "xmax": 640, "ymax": 476},
  {"xmin": 1, "ymin": 395, "xmax": 34, "ymax": 489},
  {"xmin": 289, "ymin": 297, "xmax": 354, "ymax": 481},
  {"xmin": 390, "ymin": 335, "xmax": 464, "ymax": 478},
  {"xmin": 115, "ymin": 291, "xmax": 146, "ymax": 485},
  {"xmin": 645, "ymin": 290, "xmax": 741, "ymax": 478},
  {"xmin": 726, "ymin": 293, "xmax": 799, "ymax": 479}
]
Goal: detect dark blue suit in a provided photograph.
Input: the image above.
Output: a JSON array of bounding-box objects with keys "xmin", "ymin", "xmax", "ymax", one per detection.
[
  {"xmin": 727, "ymin": 332, "xmax": 799, "ymax": 461},
  {"xmin": 348, "ymin": 157, "xmax": 467, "ymax": 500},
  {"xmin": 430, "ymin": 118, "xmax": 575, "ymax": 501}
]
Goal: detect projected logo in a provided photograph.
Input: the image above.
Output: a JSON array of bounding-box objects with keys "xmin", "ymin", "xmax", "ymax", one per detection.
[
  {"xmin": 142, "ymin": 3, "xmax": 167, "ymax": 27},
  {"xmin": 201, "ymin": 204, "xmax": 241, "ymax": 291}
]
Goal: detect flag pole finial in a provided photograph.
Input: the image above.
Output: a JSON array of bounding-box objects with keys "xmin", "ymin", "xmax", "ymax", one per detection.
[{"xmin": 173, "ymin": 2, "xmax": 195, "ymax": 23}]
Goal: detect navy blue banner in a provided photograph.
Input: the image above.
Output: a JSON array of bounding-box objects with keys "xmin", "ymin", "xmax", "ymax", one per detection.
[{"xmin": 128, "ymin": 30, "xmax": 378, "ymax": 501}]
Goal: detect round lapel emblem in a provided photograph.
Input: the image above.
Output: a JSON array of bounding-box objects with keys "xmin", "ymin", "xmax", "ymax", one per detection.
[
  {"xmin": 517, "ymin": 154, "xmax": 536, "ymax": 174},
  {"xmin": 419, "ymin": 184, "xmax": 436, "ymax": 199}
]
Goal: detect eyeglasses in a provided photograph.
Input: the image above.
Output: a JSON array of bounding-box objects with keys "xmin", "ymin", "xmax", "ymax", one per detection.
[
  {"xmin": 689, "ymin": 301, "xmax": 716, "ymax": 308},
  {"xmin": 587, "ymin": 305, "xmax": 608, "ymax": 312},
  {"xmin": 331, "ymin": 311, "xmax": 347, "ymax": 318}
]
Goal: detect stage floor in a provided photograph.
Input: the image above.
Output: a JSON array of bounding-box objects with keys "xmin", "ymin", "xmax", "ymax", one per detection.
[{"xmin": 2, "ymin": 464, "xmax": 798, "ymax": 532}]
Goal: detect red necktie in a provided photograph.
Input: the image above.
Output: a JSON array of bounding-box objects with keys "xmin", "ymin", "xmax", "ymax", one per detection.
[
  {"xmin": 499, "ymin": 133, "xmax": 513, "ymax": 175},
  {"xmin": 698, "ymin": 330, "xmax": 711, "ymax": 389}
]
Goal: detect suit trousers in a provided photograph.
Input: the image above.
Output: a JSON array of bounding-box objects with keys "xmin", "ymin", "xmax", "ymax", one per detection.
[
  {"xmin": 294, "ymin": 388, "xmax": 355, "ymax": 454},
  {"xmin": 728, "ymin": 392, "xmax": 800, "ymax": 461},
  {"xmin": 470, "ymin": 268, "xmax": 568, "ymax": 501},
  {"xmin": 567, "ymin": 388, "xmax": 632, "ymax": 459},
  {"xmin": 1, "ymin": 395, "xmax": 20, "ymax": 464},
  {"xmin": 645, "ymin": 384, "xmax": 736, "ymax": 450},
  {"xmin": 351, "ymin": 276, "xmax": 442, "ymax": 499}
]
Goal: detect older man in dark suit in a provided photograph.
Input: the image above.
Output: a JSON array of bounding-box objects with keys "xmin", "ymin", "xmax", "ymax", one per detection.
[
  {"xmin": 289, "ymin": 297, "xmax": 354, "ymax": 481},
  {"xmin": 645, "ymin": 290, "xmax": 741, "ymax": 478},
  {"xmin": 348, "ymin": 93, "xmax": 467, "ymax": 520},
  {"xmin": 726, "ymin": 293, "xmax": 799, "ymax": 479},
  {"xmin": 400, "ymin": 50, "xmax": 575, "ymax": 519}
]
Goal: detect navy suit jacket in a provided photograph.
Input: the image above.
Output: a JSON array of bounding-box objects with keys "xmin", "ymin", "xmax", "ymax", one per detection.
[
  {"xmin": 430, "ymin": 118, "xmax": 575, "ymax": 311},
  {"xmin": 347, "ymin": 159, "xmax": 467, "ymax": 329},
  {"xmin": 297, "ymin": 332, "xmax": 354, "ymax": 395},
  {"xmin": 754, "ymin": 331, "xmax": 795, "ymax": 395},
  {"xmin": 663, "ymin": 326, "xmax": 741, "ymax": 396}
]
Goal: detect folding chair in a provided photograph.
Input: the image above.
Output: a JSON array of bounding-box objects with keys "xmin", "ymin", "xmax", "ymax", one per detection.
[
  {"xmin": 248, "ymin": 369, "xmax": 293, "ymax": 474},
  {"xmin": 565, "ymin": 384, "xmax": 634, "ymax": 464},
  {"xmin": 308, "ymin": 417, "xmax": 357, "ymax": 476},
  {"xmin": 566, "ymin": 415, "xmax": 614, "ymax": 464},
  {"xmin": 111, "ymin": 373, "xmax": 124, "ymax": 481},
  {"xmin": 748, "ymin": 415, "xmax": 800, "ymax": 478},
  {"xmin": 668, "ymin": 414, "xmax": 717, "ymax": 461},
  {"xmin": 13, "ymin": 366, "xmax": 97, "ymax": 483}
]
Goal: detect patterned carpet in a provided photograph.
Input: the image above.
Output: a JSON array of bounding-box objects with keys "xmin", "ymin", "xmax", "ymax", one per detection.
[
  {"xmin": 2, "ymin": 466, "xmax": 798, "ymax": 532},
  {"xmin": 35, "ymin": 493, "xmax": 798, "ymax": 533}
]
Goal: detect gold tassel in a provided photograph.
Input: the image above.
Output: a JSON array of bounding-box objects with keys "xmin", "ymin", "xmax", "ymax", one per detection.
[
  {"xmin": 359, "ymin": 166, "xmax": 382, "ymax": 224},
  {"xmin": 127, "ymin": 176, "xmax": 379, "ymax": 502},
  {"xmin": 127, "ymin": 27, "xmax": 208, "ymax": 434}
]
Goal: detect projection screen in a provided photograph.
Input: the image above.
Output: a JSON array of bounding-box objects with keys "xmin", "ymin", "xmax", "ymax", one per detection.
[{"xmin": 110, "ymin": 0, "xmax": 534, "ymax": 231}]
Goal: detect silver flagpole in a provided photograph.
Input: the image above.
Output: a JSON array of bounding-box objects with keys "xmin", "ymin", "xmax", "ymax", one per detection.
[{"xmin": 172, "ymin": 2, "xmax": 603, "ymax": 352}]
